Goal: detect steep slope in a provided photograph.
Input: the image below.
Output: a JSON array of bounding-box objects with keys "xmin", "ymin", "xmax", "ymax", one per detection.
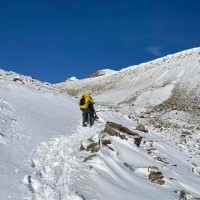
[
  {"xmin": 56, "ymin": 48, "xmax": 200, "ymax": 128},
  {"xmin": 0, "ymin": 70, "xmax": 80, "ymax": 200}
]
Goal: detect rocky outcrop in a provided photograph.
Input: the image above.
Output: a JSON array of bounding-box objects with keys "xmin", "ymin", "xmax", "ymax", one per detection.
[
  {"xmin": 136, "ymin": 124, "xmax": 148, "ymax": 133},
  {"xmin": 80, "ymin": 121, "xmax": 144, "ymax": 163},
  {"xmin": 79, "ymin": 121, "xmax": 171, "ymax": 189},
  {"xmin": 80, "ymin": 135, "xmax": 100, "ymax": 153},
  {"xmin": 174, "ymin": 189, "xmax": 200, "ymax": 200},
  {"xmin": 148, "ymin": 166, "xmax": 165, "ymax": 185},
  {"xmin": 104, "ymin": 121, "xmax": 143, "ymax": 147}
]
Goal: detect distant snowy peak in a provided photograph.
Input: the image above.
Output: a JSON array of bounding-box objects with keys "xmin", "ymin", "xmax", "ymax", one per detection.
[
  {"xmin": 89, "ymin": 69, "xmax": 117, "ymax": 78},
  {"xmin": 65, "ymin": 76, "xmax": 79, "ymax": 82}
]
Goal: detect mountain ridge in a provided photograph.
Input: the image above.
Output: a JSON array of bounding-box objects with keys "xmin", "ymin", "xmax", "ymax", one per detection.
[
  {"xmin": 56, "ymin": 47, "xmax": 200, "ymax": 129},
  {"xmin": 56, "ymin": 47, "xmax": 200, "ymax": 96}
]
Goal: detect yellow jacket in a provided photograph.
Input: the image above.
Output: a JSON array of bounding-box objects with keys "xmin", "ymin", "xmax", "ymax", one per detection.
[{"xmin": 79, "ymin": 93, "xmax": 95, "ymax": 109}]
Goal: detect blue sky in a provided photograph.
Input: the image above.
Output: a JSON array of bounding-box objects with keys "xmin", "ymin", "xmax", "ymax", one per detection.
[{"xmin": 0, "ymin": 0, "xmax": 200, "ymax": 83}]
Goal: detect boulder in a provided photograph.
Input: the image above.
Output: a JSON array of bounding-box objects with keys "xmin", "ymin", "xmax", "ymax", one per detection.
[
  {"xmin": 148, "ymin": 166, "xmax": 165, "ymax": 185},
  {"xmin": 136, "ymin": 124, "xmax": 148, "ymax": 132},
  {"xmin": 104, "ymin": 121, "xmax": 143, "ymax": 147},
  {"xmin": 80, "ymin": 135, "xmax": 100, "ymax": 153},
  {"xmin": 174, "ymin": 189, "xmax": 199, "ymax": 200},
  {"xmin": 104, "ymin": 121, "xmax": 135, "ymax": 137}
]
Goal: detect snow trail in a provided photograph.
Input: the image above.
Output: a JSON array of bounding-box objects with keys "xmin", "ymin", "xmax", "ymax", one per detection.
[{"xmin": 26, "ymin": 111, "xmax": 107, "ymax": 200}]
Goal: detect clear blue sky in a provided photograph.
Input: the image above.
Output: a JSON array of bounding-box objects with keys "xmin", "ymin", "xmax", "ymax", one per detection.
[{"xmin": 0, "ymin": 0, "xmax": 200, "ymax": 83}]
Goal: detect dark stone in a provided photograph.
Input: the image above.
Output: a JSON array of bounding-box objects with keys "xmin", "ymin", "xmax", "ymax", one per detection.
[
  {"xmin": 84, "ymin": 154, "xmax": 97, "ymax": 162},
  {"xmin": 104, "ymin": 121, "xmax": 143, "ymax": 147},
  {"xmin": 178, "ymin": 189, "xmax": 191, "ymax": 200},
  {"xmin": 134, "ymin": 137, "xmax": 143, "ymax": 147},
  {"xmin": 124, "ymin": 163, "xmax": 135, "ymax": 172},
  {"xmin": 101, "ymin": 139, "xmax": 115, "ymax": 151},
  {"xmin": 154, "ymin": 156, "xmax": 169, "ymax": 164},
  {"xmin": 148, "ymin": 166, "xmax": 165, "ymax": 185},
  {"xmin": 148, "ymin": 172, "xmax": 164, "ymax": 181},
  {"xmin": 13, "ymin": 78, "xmax": 24, "ymax": 83},
  {"xmin": 182, "ymin": 131, "xmax": 192, "ymax": 136},
  {"xmin": 86, "ymin": 142, "xmax": 99, "ymax": 153},
  {"xmin": 101, "ymin": 139, "xmax": 111, "ymax": 146},
  {"xmin": 0, "ymin": 132, "xmax": 5, "ymax": 137},
  {"xmin": 104, "ymin": 121, "xmax": 138, "ymax": 136},
  {"xmin": 136, "ymin": 124, "xmax": 148, "ymax": 132},
  {"xmin": 80, "ymin": 143, "xmax": 86, "ymax": 151}
]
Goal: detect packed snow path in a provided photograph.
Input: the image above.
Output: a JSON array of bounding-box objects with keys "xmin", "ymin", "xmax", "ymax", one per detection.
[
  {"xmin": 25, "ymin": 109, "xmax": 136, "ymax": 200},
  {"xmin": 27, "ymin": 124, "xmax": 105, "ymax": 199}
]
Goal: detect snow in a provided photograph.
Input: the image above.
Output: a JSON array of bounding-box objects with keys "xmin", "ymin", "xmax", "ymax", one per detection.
[
  {"xmin": 65, "ymin": 77, "xmax": 79, "ymax": 82},
  {"xmin": 56, "ymin": 47, "xmax": 200, "ymax": 104},
  {"xmin": 0, "ymin": 71, "xmax": 80, "ymax": 200},
  {"xmin": 132, "ymin": 84, "xmax": 174, "ymax": 115},
  {"xmin": 23, "ymin": 109, "xmax": 200, "ymax": 200},
  {"xmin": 89, "ymin": 69, "xmax": 117, "ymax": 78},
  {"xmin": 0, "ymin": 47, "xmax": 200, "ymax": 200}
]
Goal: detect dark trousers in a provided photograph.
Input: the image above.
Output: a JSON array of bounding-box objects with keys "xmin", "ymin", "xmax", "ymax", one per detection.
[
  {"xmin": 81, "ymin": 108, "xmax": 88, "ymax": 126},
  {"xmin": 88, "ymin": 104, "xmax": 98, "ymax": 119},
  {"xmin": 81, "ymin": 108, "xmax": 95, "ymax": 126}
]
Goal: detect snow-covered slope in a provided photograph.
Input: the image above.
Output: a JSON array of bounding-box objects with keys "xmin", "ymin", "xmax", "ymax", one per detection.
[
  {"xmin": 56, "ymin": 48, "xmax": 200, "ymax": 128},
  {"xmin": 0, "ymin": 70, "xmax": 80, "ymax": 200},
  {"xmin": 1, "ymin": 47, "xmax": 200, "ymax": 200},
  {"xmin": 26, "ymin": 109, "xmax": 200, "ymax": 200},
  {"xmin": 57, "ymin": 48, "xmax": 200, "ymax": 100}
]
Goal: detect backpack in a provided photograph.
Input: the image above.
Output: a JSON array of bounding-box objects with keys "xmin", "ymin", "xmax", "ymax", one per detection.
[{"xmin": 79, "ymin": 97, "xmax": 85, "ymax": 106}]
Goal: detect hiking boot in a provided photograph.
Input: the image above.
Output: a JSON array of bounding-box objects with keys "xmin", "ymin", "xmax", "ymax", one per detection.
[{"xmin": 95, "ymin": 116, "xmax": 99, "ymax": 120}]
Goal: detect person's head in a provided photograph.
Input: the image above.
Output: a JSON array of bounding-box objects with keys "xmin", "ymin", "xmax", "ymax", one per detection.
[{"xmin": 83, "ymin": 92, "xmax": 91, "ymax": 97}]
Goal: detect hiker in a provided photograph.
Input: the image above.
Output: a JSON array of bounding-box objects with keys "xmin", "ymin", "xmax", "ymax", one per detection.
[
  {"xmin": 79, "ymin": 92, "xmax": 95, "ymax": 126},
  {"xmin": 88, "ymin": 97, "xmax": 99, "ymax": 121}
]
